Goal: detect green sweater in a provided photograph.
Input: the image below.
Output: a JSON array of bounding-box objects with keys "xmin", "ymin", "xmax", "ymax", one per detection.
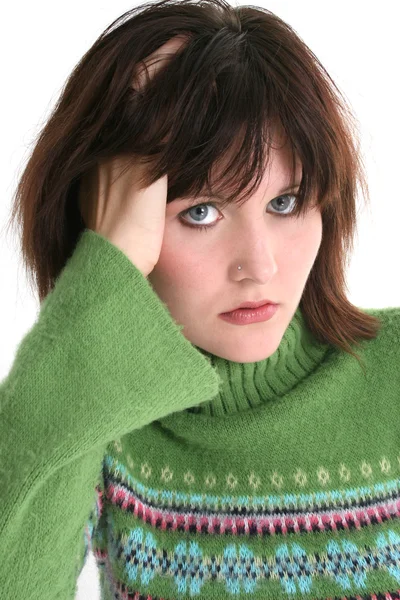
[{"xmin": 1, "ymin": 229, "xmax": 400, "ymax": 600}]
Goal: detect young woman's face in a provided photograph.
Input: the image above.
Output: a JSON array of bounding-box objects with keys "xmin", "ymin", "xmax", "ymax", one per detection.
[{"xmin": 148, "ymin": 139, "xmax": 322, "ymax": 363}]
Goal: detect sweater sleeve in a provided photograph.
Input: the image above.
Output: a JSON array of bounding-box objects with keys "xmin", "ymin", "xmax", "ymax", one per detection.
[{"xmin": 0, "ymin": 228, "xmax": 221, "ymax": 599}]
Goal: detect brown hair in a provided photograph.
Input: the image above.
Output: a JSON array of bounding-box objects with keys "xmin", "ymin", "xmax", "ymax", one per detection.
[{"xmin": 5, "ymin": 0, "xmax": 381, "ymax": 369}]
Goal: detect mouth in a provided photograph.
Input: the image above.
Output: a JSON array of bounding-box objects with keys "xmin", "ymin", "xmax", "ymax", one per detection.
[
  {"xmin": 218, "ymin": 302, "xmax": 279, "ymax": 325},
  {"xmin": 221, "ymin": 299, "xmax": 278, "ymax": 313}
]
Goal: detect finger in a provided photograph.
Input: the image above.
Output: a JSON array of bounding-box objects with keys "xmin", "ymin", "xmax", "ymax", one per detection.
[{"xmin": 131, "ymin": 34, "xmax": 189, "ymax": 93}]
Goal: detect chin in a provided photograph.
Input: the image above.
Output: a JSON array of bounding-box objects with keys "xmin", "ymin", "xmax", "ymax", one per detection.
[{"xmin": 204, "ymin": 342, "xmax": 280, "ymax": 363}]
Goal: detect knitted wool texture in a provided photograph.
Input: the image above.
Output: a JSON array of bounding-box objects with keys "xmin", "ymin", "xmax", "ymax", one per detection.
[{"xmin": 1, "ymin": 229, "xmax": 400, "ymax": 600}]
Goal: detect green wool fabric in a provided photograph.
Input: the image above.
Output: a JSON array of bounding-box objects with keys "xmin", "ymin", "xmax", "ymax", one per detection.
[{"xmin": 1, "ymin": 228, "xmax": 400, "ymax": 600}]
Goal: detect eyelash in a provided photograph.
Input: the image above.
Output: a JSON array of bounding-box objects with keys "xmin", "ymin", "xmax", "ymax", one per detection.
[{"xmin": 178, "ymin": 194, "xmax": 299, "ymax": 233}]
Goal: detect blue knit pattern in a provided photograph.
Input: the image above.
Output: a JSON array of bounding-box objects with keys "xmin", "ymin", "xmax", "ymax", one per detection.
[{"xmin": 104, "ymin": 521, "xmax": 400, "ymax": 597}]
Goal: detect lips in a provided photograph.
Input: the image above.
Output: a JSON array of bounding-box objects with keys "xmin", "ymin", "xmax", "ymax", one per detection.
[{"xmin": 222, "ymin": 299, "xmax": 277, "ymax": 313}]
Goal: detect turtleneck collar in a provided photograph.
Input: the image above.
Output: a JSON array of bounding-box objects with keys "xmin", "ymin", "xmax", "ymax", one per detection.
[{"xmin": 189, "ymin": 305, "xmax": 331, "ymax": 417}]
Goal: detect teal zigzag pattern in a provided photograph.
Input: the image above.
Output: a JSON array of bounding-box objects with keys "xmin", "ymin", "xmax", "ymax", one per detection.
[{"xmin": 106, "ymin": 522, "xmax": 400, "ymax": 597}]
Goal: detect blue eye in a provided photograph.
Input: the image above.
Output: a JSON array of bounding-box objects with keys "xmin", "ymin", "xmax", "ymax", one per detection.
[{"xmin": 179, "ymin": 194, "xmax": 299, "ymax": 233}]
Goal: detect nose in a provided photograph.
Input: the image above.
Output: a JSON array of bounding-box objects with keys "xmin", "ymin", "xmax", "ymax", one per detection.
[{"xmin": 232, "ymin": 223, "xmax": 278, "ymax": 282}]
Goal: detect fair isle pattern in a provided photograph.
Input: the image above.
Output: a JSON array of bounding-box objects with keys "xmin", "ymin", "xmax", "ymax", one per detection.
[
  {"xmin": 95, "ymin": 542, "xmax": 400, "ymax": 600},
  {"xmin": 86, "ymin": 452, "xmax": 400, "ymax": 599},
  {"xmin": 102, "ymin": 454, "xmax": 400, "ymax": 534},
  {"xmin": 96, "ymin": 520, "xmax": 400, "ymax": 597}
]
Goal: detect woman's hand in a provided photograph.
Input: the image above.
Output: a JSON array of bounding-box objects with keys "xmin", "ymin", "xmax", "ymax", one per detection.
[{"xmin": 79, "ymin": 156, "xmax": 168, "ymax": 277}]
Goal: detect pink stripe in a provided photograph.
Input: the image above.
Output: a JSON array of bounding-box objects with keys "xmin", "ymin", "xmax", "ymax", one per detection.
[{"xmin": 105, "ymin": 483, "xmax": 400, "ymax": 537}]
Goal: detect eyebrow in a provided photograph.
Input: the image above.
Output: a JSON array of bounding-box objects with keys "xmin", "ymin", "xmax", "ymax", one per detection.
[{"xmin": 177, "ymin": 181, "xmax": 302, "ymax": 203}]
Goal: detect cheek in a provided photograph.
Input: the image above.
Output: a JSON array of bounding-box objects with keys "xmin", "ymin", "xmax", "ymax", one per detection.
[
  {"xmin": 153, "ymin": 232, "xmax": 211, "ymax": 288},
  {"xmin": 281, "ymin": 214, "xmax": 322, "ymax": 266},
  {"xmin": 302, "ymin": 214, "xmax": 323, "ymax": 262}
]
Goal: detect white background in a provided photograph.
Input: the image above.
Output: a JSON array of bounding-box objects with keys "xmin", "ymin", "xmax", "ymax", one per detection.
[{"xmin": 1, "ymin": 1, "xmax": 399, "ymax": 598}]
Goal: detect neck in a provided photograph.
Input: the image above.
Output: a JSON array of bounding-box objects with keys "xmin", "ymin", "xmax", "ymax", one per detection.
[{"xmin": 190, "ymin": 306, "xmax": 331, "ymax": 417}]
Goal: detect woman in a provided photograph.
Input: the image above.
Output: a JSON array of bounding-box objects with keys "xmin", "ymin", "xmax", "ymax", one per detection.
[{"xmin": 2, "ymin": 1, "xmax": 399, "ymax": 599}]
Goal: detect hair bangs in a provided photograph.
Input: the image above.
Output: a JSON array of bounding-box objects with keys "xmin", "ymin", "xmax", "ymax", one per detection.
[{"xmin": 121, "ymin": 26, "xmax": 335, "ymax": 220}]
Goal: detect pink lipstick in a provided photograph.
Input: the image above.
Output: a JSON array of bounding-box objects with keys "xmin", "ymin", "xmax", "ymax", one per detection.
[{"xmin": 219, "ymin": 302, "xmax": 279, "ymax": 325}]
